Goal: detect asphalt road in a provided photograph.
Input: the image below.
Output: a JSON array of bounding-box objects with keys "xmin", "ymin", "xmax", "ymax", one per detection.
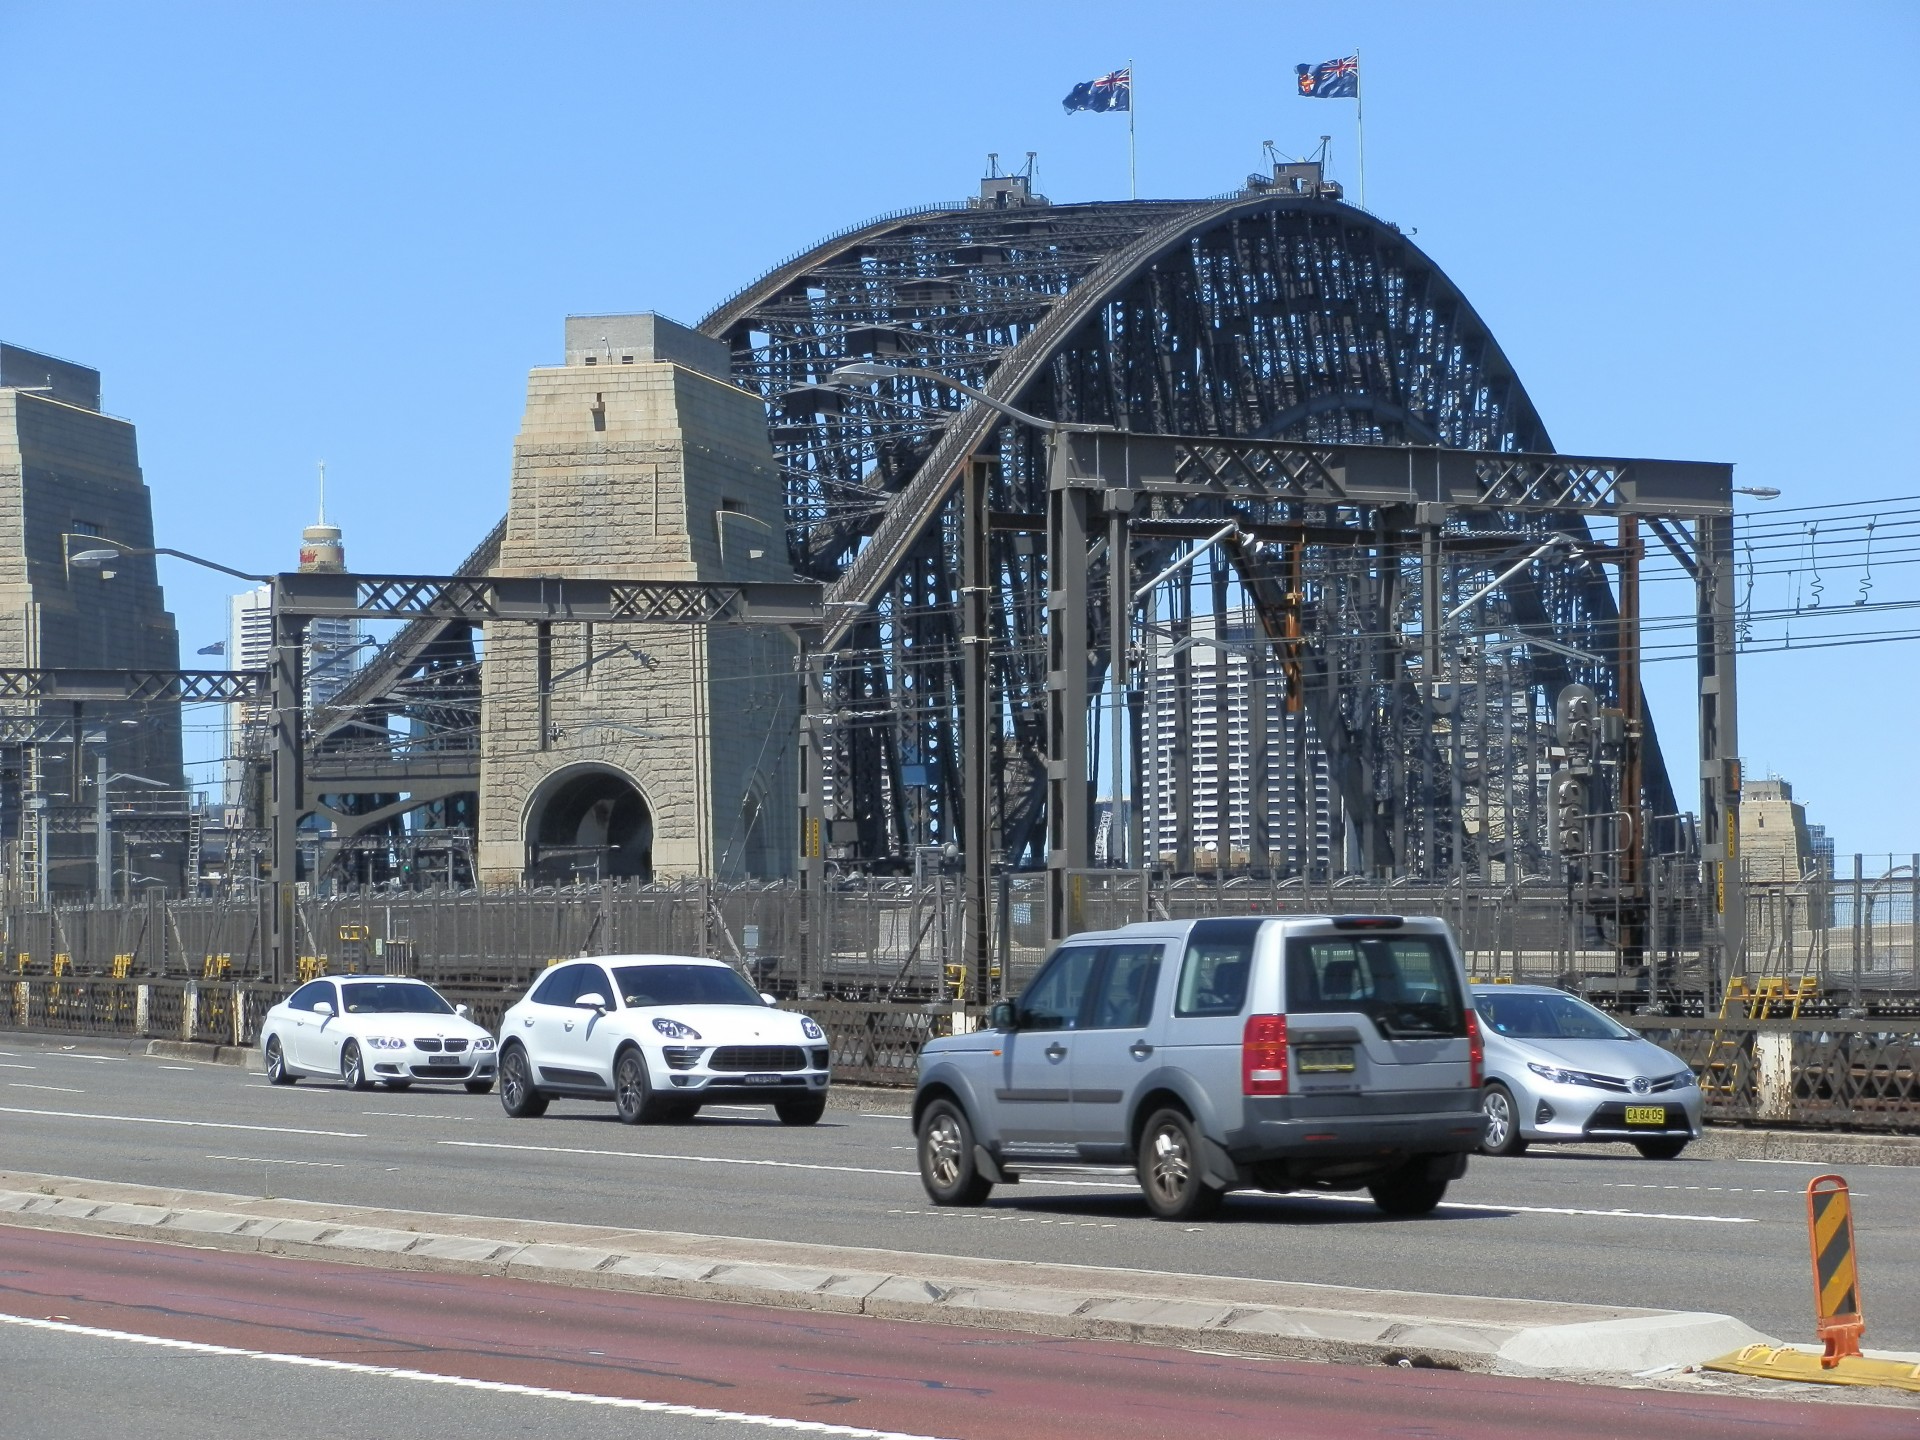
[
  {"xmin": 1, "ymin": 1034, "xmax": 1914, "ymax": 1349},
  {"xmin": 3, "ymin": 1227, "xmax": 1903, "ymax": 1440}
]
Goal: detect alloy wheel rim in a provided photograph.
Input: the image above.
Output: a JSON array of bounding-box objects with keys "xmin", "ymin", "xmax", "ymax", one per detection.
[
  {"xmin": 344, "ymin": 1048, "xmax": 360, "ymax": 1086},
  {"xmin": 617, "ymin": 1058, "xmax": 641, "ymax": 1115},
  {"xmin": 266, "ymin": 1041, "xmax": 282, "ymax": 1078},
  {"xmin": 1484, "ymin": 1092, "xmax": 1510, "ymax": 1148},
  {"xmin": 1148, "ymin": 1124, "xmax": 1190, "ymax": 1201},
  {"xmin": 502, "ymin": 1053, "xmax": 524, "ymax": 1104},
  {"xmin": 925, "ymin": 1114, "xmax": 963, "ymax": 1188}
]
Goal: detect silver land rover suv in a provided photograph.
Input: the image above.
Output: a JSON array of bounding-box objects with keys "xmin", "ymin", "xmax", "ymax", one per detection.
[{"xmin": 913, "ymin": 915, "xmax": 1485, "ymax": 1220}]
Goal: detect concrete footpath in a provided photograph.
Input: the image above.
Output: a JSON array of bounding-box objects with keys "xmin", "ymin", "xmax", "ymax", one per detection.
[{"xmin": 0, "ymin": 1167, "xmax": 1770, "ymax": 1381}]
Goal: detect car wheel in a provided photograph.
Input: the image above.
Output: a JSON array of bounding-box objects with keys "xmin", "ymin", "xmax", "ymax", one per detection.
[
  {"xmin": 1368, "ymin": 1159, "xmax": 1450, "ymax": 1217},
  {"xmin": 775, "ymin": 1097, "xmax": 826, "ymax": 1126},
  {"xmin": 614, "ymin": 1048, "xmax": 661, "ymax": 1124},
  {"xmin": 340, "ymin": 1041, "xmax": 374, "ymax": 1092},
  {"xmin": 498, "ymin": 1044, "xmax": 548, "ymax": 1118},
  {"xmin": 1634, "ymin": 1137, "xmax": 1689, "ymax": 1160},
  {"xmin": 1137, "ymin": 1108, "xmax": 1225, "ymax": 1221},
  {"xmin": 464, "ymin": 1079, "xmax": 495, "ymax": 1095},
  {"xmin": 1480, "ymin": 1082, "xmax": 1529, "ymax": 1156},
  {"xmin": 264, "ymin": 1036, "xmax": 297, "ymax": 1086},
  {"xmin": 917, "ymin": 1097, "xmax": 992, "ymax": 1206}
]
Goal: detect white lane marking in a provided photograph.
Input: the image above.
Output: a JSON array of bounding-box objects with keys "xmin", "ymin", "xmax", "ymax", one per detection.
[
  {"xmin": 157, "ymin": 1066, "xmax": 196, "ymax": 1071},
  {"xmin": 889, "ymin": 1208, "xmax": 1117, "ymax": 1229},
  {"xmin": 0, "ymin": 1106, "xmax": 365, "ymax": 1138},
  {"xmin": 1732, "ymin": 1158, "xmax": 1833, "ymax": 1167},
  {"xmin": 361, "ymin": 1111, "xmax": 474, "ymax": 1121},
  {"xmin": 48, "ymin": 1053, "xmax": 120, "ymax": 1063},
  {"xmin": 441, "ymin": 1140, "xmax": 917, "ymax": 1178},
  {"xmin": 0, "ymin": 1313, "xmax": 955, "ymax": 1440},
  {"xmin": 9, "ymin": 1084, "xmax": 84, "ymax": 1094},
  {"xmin": 1602, "ymin": 1181, "xmax": 1855, "ymax": 1198},
  {"xmin": 1301, "ymin": 1193, "xmax": 1756, "ymax": 1224},
  {"xmin": 858, "ymin": 1113, "xmax": 910, "ymax": 1121},
  {"xmin": 0, "ymin": 1063, "xmax": 38, "ymax": 1070},
  {"xmin": 204, "ymin": 1155, "xmax": 345, "ymax": 1168}
]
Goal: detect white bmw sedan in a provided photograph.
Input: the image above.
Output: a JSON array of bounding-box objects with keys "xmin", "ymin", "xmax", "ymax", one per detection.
[
  {"xmin": 260, "ymin": 975, "xmax": 498, "ymax": 1093},
  {"xmin": 497, "ymin": 955, "xmax": 831, "ymax": 1125}
]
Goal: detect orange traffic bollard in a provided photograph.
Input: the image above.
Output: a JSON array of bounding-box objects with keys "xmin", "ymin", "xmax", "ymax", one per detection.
[{"xmin": 1805, "ymin": 1174, "xmax": 1864, "ymax": 1368}]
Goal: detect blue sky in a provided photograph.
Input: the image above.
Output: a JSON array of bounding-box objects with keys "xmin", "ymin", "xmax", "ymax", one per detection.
[{"xmin": 2, "ymin": 2, "xmax": 1916, "ymax": 854}]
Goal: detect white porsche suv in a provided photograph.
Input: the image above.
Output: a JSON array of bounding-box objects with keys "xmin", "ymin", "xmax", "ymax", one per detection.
[{"xmin": 496, "ymin": 955, "xmax": 832, "ymax": 1125}]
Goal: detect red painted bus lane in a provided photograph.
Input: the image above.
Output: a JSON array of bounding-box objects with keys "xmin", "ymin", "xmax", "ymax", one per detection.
[{"xmin": 0, "ymin": 1225, "xmax": 1902, "ymax": 1440}]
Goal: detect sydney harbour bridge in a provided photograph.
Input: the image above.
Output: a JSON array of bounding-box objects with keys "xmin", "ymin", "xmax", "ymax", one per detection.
[{"xmin": 302, "ymin": 160, "xmax": 1738, "ymax": 970}]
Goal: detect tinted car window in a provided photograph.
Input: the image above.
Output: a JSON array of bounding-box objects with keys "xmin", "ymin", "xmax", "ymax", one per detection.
[
  {"xmin": 339, "ymin": 982, "xmax": 455, "ymax": 1016},
  {"xmin": 1475, "ymin": 991, "xmax": 1631, "ymax": 1041},
  {"xmin": 530, "ymin": 966, "xmax": 582, "ymax": 1006},
  {"xmin": 611, "ymin": 964, "xmax": 763, "ymax": 1008},
  {"xmin": 1016, "ymin": 946, "xmax": 1100, "ymax": 1031},
  {"xmin": 1085, "ymin": 944, "xmax": 1163, "ymax": 1030},
  {"xmin": 1285, "ymin": 935, "xmax": 1466, "ymax": 1038},
  {"xmin": 1176, "ymin": 938, "xmax": 1253, "ymax": 1017},
  {"xmin": 288, "ymin": 980, "xmax": 335, "ymax": 1013}
]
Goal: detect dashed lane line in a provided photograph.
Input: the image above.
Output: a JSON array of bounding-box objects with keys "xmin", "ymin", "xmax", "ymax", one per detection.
[
  {"xmin": 0, "ymin": 1314, "xmax": 957, "ymax": 1440},
  {"xmin": 0, "ymin": 1105, "xmax": 365, "ymax": 1138},
  {"xmin": 8, "ymin": 1084, "xmax": 83, "ymax": 1094},
  {"xmin": 888, "ymin": 1208, "xmax": 1117, "ymax": 1229},
  {"xmin": 0, "ymin": 1062, "xmax": 37, "ymax": 1070},
  {"xmin": 204, "ymin": 1155, "xmax": 346, "ymax": 1168},
  {"xmin": 1601, "ymin": 1181, "xmax": 1866, "ymax": 1198},
  {"xmin": 362, "ymin": 1111, "xmax": 476, "ymax": 1120}
]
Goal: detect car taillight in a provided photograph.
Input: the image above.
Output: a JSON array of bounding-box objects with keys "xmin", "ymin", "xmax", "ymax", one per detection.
[
  {"xmin": 1242, "ymin": 1013, "xmax": 1288, "ymax": 1096},
  {"xmin": 1466, "ymin": 1008, "xmax": 1484, "ymax": 1088}
]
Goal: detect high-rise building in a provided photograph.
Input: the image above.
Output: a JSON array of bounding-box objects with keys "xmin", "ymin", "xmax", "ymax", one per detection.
[
  {"xmin": 0, "ymin": 343, "xmax": 187, "ymax": 897},
  {"xmin": 222, "ymin": 475, "xmax": 360, "ymax": 825}
]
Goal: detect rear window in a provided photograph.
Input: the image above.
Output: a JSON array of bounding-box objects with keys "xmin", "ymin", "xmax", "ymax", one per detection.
[{"xmin": 1284, "ymin": 934, "xmax": 1466, "ymax": 1038}]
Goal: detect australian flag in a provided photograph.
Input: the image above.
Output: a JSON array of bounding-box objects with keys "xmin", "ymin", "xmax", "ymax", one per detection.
[
  {"xmin": 1296, "ymin": 55, "xmax": 1359, "ymax": 99},
  {"xmin": 1063, "ymin": 67, "xmax": 1131, "ymax": 114}
]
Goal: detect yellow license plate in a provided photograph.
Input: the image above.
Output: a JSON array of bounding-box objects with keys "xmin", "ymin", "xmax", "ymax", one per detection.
[
  {"xmin": 1297, "ymin": 1046, "xmax": 1356, "ymax": 1073},
  {"xmin": 1624, "ymin": 1105, "xmax": 1666, "ymax": 1126}
]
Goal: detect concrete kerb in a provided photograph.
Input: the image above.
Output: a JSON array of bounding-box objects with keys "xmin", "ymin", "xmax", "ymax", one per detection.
[{"xmin": 0, "ymin": 1169, "xmax": 1775, "ymax": 1382}]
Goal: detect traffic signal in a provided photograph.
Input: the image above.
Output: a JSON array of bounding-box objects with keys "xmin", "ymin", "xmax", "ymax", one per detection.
[
  {"xmin": 1552, "ymin": 769, "xmax": 1588, "ymax": 856},
  {"xmin": 1555, "ymin": 684, "xmax": 1598, "ymax": 772}
]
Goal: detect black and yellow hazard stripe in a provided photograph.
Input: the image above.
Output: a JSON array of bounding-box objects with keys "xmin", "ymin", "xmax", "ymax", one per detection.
[{"xmin": 1810, "ymin": 1183, "xmax": 1859, "ymax": 1320}]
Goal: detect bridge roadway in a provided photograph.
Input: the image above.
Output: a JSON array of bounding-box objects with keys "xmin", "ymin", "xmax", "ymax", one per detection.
[{"xmin": 0, "ymin": 1034, "xmax": 1915, "ymax": 1353}]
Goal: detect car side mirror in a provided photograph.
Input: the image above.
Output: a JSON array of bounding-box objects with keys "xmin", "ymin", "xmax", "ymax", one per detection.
[
  {"xmin": 574, "ymin": 993, "xmax": 608, "ymax": 1012},
  {"xmin": 760, "ymin": 992, "xmax": 778, "ymax": 1006},
  {"xmin": 455, "ymin": 1004, "xmax": 469, "ymax": 1018},
  {"xmin": 313, "ymin": 1001, "xmax": 333, "ymax": 1017},
  {"xmin": 989, "ymin": 1000, "xmax": 1018, "ymax": 1031}
]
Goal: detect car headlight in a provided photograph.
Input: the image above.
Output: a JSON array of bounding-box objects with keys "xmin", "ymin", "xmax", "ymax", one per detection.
[
  {"xmin": 652, "ymin": 1017, "xmax": 702, "ymax": 1041},
  {"xmin": 1527, "ymin": 1062, "xmax": 1580, "ymax": 1086},
  {"xmin": 473, "ymin": 1037, "xmax": 496, "ymax": 1052},
  {"xmin": 366, "ymin": 1036, "xmax": 407, "ymax": 1051},
  {"xmin": 1666, "ymin": 1069, "xmax": 1695, "ymax": 1089},
  {"xmin": 800, "ymin": 1017, "xmax": 824, "ymax": 1040}
]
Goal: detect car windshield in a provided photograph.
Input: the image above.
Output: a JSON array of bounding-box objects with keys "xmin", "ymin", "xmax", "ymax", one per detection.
[
  {"xmin": 339, "ymin": 982, "xmax": 455, "ymax": 1016},
  {"xmin": 611, "ymin": 963, "xmax": 763, "ymax": 1009},
  {"xmin": 1474, "ymin": 990, "xmax": 1633, "ymax": 1041},
  {"xmin": 1284, "ymin": 933, "xmax": 1467, "ymax": 1038}
]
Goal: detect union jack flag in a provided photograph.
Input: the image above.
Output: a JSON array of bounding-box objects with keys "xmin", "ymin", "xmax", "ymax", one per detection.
[
  {"xmin": 1063, "ymin": 67, "xmax": 1131, "ymax": 114},
  {"xmin": 1296, "ymin": 55, "xmax": 1359, "ymax": 99}
]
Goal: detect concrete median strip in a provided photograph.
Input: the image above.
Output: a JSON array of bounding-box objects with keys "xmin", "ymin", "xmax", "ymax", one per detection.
[{"xmin": 0, "ymin": 1168, "xmax": 1776, "ymax": 1382}]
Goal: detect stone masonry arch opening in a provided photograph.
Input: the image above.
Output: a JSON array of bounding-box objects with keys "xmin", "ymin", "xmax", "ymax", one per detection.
[{"xmin": 527, "ymin": 768, "xmax": 652, "ymax": 885}]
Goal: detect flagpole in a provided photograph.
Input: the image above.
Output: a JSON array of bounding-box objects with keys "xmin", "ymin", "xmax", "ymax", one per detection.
[
  {"xmin": 1128, "ymin": 58, "xmax": 1137, "ymax": 199},
  {"xmin": 1355, "ymin": 48, "xmax": 1366, "ymax": 210}
]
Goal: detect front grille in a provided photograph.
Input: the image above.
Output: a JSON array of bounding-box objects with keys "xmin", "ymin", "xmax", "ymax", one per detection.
[
  {"xmin": 810, "ymin": 1047, "xmax": 830, "ymax": 1070},
  {"xmin": 416, "ymin": 1038, "xmax": 442, "ymax": 1052},
  {"xmin": 1648, "ymin": 1073, "xmax": 1689, "ymax": 1093},
  {"xmin": 410, "ymin": 1062, "xmax": 471, "ymax": 1077},
  {"xmin": 443, "ymin": 1037, "xmax": 469, "ymax": 1052},
  {"xmin": 662, "ymin": 1046, "xmax": 703, "ymax": 1071},
  {"xmin": 709, "ymin": 1045, "xmax": 805, "ymax": 1072}
]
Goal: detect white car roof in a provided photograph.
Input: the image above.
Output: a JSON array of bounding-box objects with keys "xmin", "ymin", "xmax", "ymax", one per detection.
[{"xmin": 563, "ymin": 954, "xmax": 732, "ymax": 968}]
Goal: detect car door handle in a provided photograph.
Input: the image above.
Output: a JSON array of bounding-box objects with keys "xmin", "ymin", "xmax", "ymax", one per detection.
[
  {"xmin": 1045, "ymin": 1043, "xmax": 1068, "ymax": 1061},
  {"xmin": 1129, "ymin": 1041, "xmax": 1154, "ymax": 1059},
  {"xmin": 563, "ymin": 1020, "xmax": 575, "ymax": 1032},
  {"xmin": 521, "ymin": 1016, "xmax": 535, "ymax": 1027}
]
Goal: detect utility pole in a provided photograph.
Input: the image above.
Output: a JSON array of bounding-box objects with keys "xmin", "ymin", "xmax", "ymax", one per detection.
[{"xmin": 94, "ymin": 751, "xmax": 109, "ymax": 906}]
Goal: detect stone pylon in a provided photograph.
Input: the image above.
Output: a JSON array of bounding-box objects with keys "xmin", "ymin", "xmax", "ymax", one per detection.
[{"xmin": 478, "ymin": 314, "xmax": 797, "ymax": 887}]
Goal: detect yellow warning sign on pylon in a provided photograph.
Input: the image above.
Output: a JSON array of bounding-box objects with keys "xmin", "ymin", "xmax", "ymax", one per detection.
[{"xmin": 1807, "ymin": 1173, "xmax": 1864, "ymax": 1367}]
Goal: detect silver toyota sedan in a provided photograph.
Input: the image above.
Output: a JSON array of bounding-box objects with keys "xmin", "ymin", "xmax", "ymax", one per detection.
[{"xmin": 1471, "ymin": 985, "xmax": 1703, "ymax": 1159}]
